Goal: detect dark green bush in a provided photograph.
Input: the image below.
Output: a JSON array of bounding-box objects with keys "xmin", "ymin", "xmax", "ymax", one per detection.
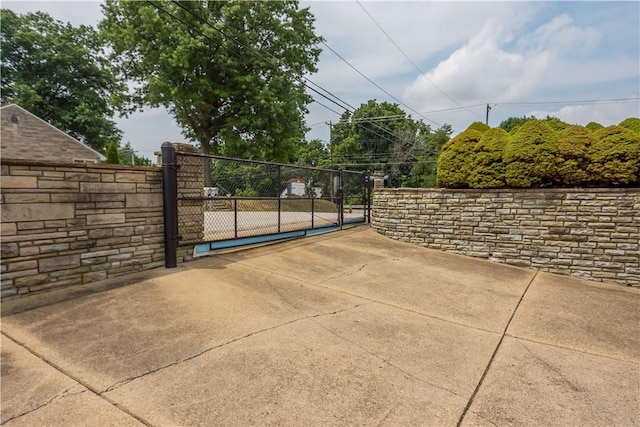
[
  {"xmin": 585, "ymin": 121, "xmax": 604, "ymax": 132},
  {"xmin": 504, "ymin": 120, "xmax": 557, "ymax": 187},
  {"xmin": 436, "ymin": 126, "xmax": 484, "ymax": 188},
  {"xmin": 554, "ymin": 126, "xmax": 593, "ymax": 185},
  {"xmin": 587, "ymin": 126, "xmax": 640, "ymax": 185},
  {"xmin": 437, "ymin": 117, "xmax": 639, "ymax": 188},
  {"xmin": 619, "ymin": 117, "xmax": 640, "ymax": 133},
  {"xmin": 467, "ymin": 128, "xmax": 509, "ymax": 188}
]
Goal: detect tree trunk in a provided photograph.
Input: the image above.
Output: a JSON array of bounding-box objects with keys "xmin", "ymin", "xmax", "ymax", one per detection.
[{"xmin": 201, "ymin": 139, "xmax": 212, "ymax": 187}]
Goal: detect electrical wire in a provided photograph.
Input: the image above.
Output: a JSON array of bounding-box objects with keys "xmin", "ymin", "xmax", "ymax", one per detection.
[
  {"xmin": 321, "ymin": 40, "xmax": 441, "ymax": 126},
  {"xmin": 147, "ymin": 1, "xmax": 438, "ymax": 154},
  {"xmin": 355, "ymin": 0, "xmax": 481, "ymax": 119}
]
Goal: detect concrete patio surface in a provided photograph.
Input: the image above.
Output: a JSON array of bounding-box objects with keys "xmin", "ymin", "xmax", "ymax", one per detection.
[{"xmin": 1, "ymin": 226, "xmax": 638, "ymax": 426}]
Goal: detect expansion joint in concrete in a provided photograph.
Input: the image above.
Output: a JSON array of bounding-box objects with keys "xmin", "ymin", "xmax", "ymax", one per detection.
[{"xmin": 456, "ymin": 269, "xmax": 540, "ymax": 427}]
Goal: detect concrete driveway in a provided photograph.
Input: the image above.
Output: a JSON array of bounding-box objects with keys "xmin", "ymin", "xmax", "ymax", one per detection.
[{"xmin": 1, "ymin": 226, "xmax": 638, "ymax": 426}]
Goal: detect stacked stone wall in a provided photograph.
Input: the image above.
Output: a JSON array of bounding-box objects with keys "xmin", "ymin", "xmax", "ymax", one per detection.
[
  {"xmin": 1, "ymin": 160, "xmax": 164, "ymax": 300},
  {"xmin": 372, "ymin": 188, "xmax": 640, "ymax": 286}
]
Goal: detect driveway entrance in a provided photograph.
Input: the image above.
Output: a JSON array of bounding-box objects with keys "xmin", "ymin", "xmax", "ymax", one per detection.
[{"xmin": 2, "ymin": 227, "xmax": 638, "ymax": 426}]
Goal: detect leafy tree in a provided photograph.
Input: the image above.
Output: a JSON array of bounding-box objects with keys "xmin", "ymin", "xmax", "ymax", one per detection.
[
  {"xmin": 100, "ymin": 0, "xmax": 322, "ymax": 164},
  {"xmin": 1, "ymin": 9, "xmax": 123, "ymax": 152},
  {"xmin": 331, "ymin": 100, "xmax": 451, "ymax": 186},
  {"xmin": 118, "ymin": 142, "xmax": 153, "ymax": 166},
  {"xmin": 498, "ymin": 115, "xmax": 536, "ymax": 133},
  {"xmin": 105, "ymin": 141, "xmax": 120, "ymax": 164},
  {"xmin": 294, "ymin": 139, "xmax": 329, "ymax": 167}
]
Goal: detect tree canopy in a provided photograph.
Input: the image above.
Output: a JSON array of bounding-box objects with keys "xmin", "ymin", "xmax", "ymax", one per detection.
[
  {"xmin": 1, "ymin": 9, "xmax": 123, "ymax": 152},
  {"xmin": 330, "ymin": 100, "xmax": 452, "ymax": 186},
  {"xmin": 100, "ymin": 0, "xmax": 323, "ymax": 162}
]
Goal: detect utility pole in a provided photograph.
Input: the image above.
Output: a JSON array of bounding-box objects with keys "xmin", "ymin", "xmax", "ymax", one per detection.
[
  {"xmin": 486, "ymin": 104, "xmax": 492, "ymax": 125},
  {"xmin": 326, "ymin": 121, "xmax": 333, "ymax": 165}
]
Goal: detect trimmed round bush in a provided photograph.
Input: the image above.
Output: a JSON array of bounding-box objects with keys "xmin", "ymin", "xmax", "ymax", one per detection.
[
  {"xmin": 436, "ymin": 126, "xmax": 485, "ymax": 188},
  {"xmin": 588, "ymin": 126, "xmax": 640, "ymax": 185},
  {"xmin": 554, "ymin": 126, "xmax": 593, "ymax": 185},
  {"xmin": 619, "ymin": 117, "xmax": 640, "ymax": 133},
  {"xmin": 504, "ymin": 120, "xmax": 557, "ymax": 187},
  {"xmin": 468, "ymin": 127, "xmax": 509, "ymax": 188}
]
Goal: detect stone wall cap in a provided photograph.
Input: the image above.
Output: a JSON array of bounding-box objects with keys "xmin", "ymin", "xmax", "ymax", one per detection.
[{"xmin": 0, "ymin": 158, "xmax": 159, "ymax": 171}]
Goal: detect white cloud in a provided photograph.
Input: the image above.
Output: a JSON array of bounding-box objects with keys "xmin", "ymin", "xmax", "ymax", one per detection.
[
  {"xmin": 527, "ymin": 102, "xmax": 640, "ymax": 127},
  {"xmin": 405, "ymin": 21, "xmax": 550, "ymax": 108},
  {"xmin": 517, "ymin": 14, "xmax": 599, "ymax": 55}
]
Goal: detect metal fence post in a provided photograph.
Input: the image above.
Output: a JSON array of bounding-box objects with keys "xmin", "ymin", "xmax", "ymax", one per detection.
[
  {"xmin": 161, "ymin": 142, "xmax": 178, "ymax": 268},
  {"xmin": 338, "ymin": 169, "xmax": 344, "ymax": 229}
]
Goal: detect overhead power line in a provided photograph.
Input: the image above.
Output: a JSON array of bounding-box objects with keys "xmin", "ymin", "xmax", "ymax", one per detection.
[
  {"xmin": 147, "ymin": 1, "xmax": 437, "ymax": 154},
  {"xmin": 321, "ymin": 40, "xmax": 441, "ymax": 127},
  {"xmin": 355, "ymin": 0, "xmax": 481, "ymax": 119},
  {"xmin": 493, "ymin": 98, "xmax": 640, "ymax": 106}
]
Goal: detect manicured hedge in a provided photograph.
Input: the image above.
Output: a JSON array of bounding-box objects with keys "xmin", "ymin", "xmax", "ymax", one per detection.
[{"xmin": 437, "ymin": 118, "xmax": 640, "ymax": 188}]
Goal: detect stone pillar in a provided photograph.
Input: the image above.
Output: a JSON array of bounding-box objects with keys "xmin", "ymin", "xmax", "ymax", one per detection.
[
  {"xmin": 373, "ymin": 170, "xmax": 384, "ymax": 190},
  {"xmin": 174, "ymin": 143, "xmax": 205, "ymax": 244}
]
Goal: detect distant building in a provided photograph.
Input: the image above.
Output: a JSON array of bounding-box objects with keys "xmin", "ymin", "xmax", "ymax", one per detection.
[{"xmin": 0, "ymin": 104, "xmax": 105, "ymax": 163}]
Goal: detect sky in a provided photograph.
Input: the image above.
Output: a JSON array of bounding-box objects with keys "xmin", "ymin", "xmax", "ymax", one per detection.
[{"xmin": 4, "ymin": 0, "xmax": 640, "ymax": 162}]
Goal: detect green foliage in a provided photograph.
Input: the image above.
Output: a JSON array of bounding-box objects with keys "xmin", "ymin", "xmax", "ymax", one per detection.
[
  {"xmin": 118, "ymin": 142, "xmax": 153, "ymax": 165},
  {"xmin": 498, "ymin": 115, "xmax": 536, "ymax": 133},
  {"xmin": 587, "ymin": 126, "xmax": 640, "ymax": 185},
  {"xmin": 100, "ymin": 1, "xmax": 322, "ymax": 163},
  {"xmin": 554, "ymin": 126, "xmax": 593, "ymax": 185},
  {"xmin": 331, "ymin": 99, "xmax": 451, "ymax": 187},
  {"xmin": 1, "ymin": 9, "xmax": 123, "ymax": 152},
  {"xmin": 437, "ymin": 117, "xmax": 640, "ymax": 188},
  {"xmin": 619, "ymin": 117, "xmax": 640, "ymax": 133},
  {"xmin": 294, "ymin": 138, "xmax": 329, "ymax": 167},
  {"xmin": 504, "ymin": 120, "xmax": 557, "ymax": 187},
  {"xmin": 467, "ymin": 128, "xmax": 509, "ymax": 188},
  {"xmin": 466, "ymin": 121, "xmax": 491, "ymax": 134},
  {"xmin": 436, "ymin": 128, "xmax": 483, "ymax": 188},
  {"xmin": 105, "ymin": 141, "xmax": 120, "ymax": 164},
  {"xmin": 585, "ymin": 122, "xmax": 604, "ymax": 132}
]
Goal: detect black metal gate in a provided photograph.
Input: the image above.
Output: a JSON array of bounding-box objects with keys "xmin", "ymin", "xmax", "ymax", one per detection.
[{"xmin": 162, "ymin": 143, "xmax": 370, "ymax": 267}]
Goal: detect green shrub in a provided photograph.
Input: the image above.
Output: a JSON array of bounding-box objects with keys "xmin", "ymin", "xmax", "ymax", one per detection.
[
  {"xmin": 587, "ymin": 126, "xmax": 640, "ymax": 185},
  {"xmin": 619, "ymin": 117, "xmax": 640, "ymax": 133},
  {"xmin": 503, "ymin": 120, "xmax": 557, "ymax": 187},
  {"xmin": 554, "ymin": 126, "xmax": 593, "ymax": 185},
  {"xmin": 105, "ymin": 141, "xmax": 120, "ymax": 164},
  {"xmin": 467, "ymin": 128, "xmax": 509, "ymax": 188},
  {"xmin": 436, "ymin": 118, "xmax": 639, "ymax": 189},
  {"xmin": 544, "ymin": 117, "xmax": 571, "ymax": 131},
  {"xmin": 437, "ymin": 127, "xmax": 484, "ymax": 187},
  {"xmin": 585, "ymin": 121, "xmax": 604, "ymax": 132}
]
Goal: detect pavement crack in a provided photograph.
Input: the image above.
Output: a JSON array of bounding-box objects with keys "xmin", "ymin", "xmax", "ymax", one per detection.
[
  {"xmin": 101, "ymin": 314, "xmax": 312, "ymax": 393},
  {"xmin": 2, "ymin": 385, "xmax": 87, "ymax": 424},
  {"xmin": 375, "ymin": 406, "xmax": 394, "ymax": 427},
  {"xmin": 517, "ymin": 340, "xmax": 586, "ymax": 393},
  {"xmin": 456, "ymin": 269, "xmax": 540, "ymax": 427},
  {"xmin": 315, "ymin": 263, "xmax": 368, "ymax": 286}
]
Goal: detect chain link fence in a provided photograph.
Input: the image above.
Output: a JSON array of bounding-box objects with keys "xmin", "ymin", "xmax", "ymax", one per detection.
[{"xmin": 174, "ymin": 152, "xmax": 366, "ymax": 246}]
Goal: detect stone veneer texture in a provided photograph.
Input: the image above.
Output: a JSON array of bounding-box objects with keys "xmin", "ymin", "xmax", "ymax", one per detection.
[
  {"xmin": 1, "ymin": 160, "xmax": 165, "ymax": 300},
  {"xmin": 372, "ymin": 188, "xmax": 639, "ymax": 286}
]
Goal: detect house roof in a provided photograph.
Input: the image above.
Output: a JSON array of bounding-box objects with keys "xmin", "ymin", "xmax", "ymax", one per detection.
[{"xmin": 0, "ymin": 104, "xmax": 106, "ymax": 162}]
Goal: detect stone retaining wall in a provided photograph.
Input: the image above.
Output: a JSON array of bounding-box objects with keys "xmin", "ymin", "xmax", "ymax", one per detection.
[
  {"xmin": 1, "ymin": 160, "xmax": 165, "ymax": 300},
  {"xmin": 372, "ymin": 188, "xmax": 640, "ymax": 286}
]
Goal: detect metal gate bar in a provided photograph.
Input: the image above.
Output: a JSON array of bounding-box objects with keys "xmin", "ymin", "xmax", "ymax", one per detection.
[{"xmin": 162, "ymin": 143, "xmax": 370, "ymax": 267}]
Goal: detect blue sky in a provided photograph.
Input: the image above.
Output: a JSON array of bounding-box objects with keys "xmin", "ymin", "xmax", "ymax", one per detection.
[{"xmin": 4, "ymin": 1, "xmax": 639, "ymax": 161}]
